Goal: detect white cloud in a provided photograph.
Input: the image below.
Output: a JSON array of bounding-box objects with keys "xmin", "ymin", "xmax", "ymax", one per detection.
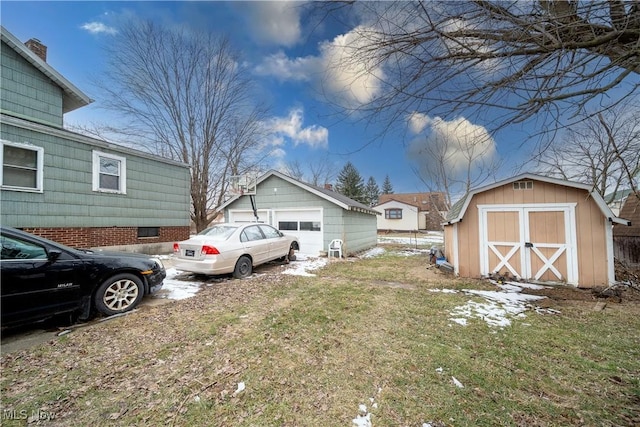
[
  {"xmin": 245, "ymin": 1, "xmax": 303, "ymax": 47},
  {"xmin": 407, "ymin": 114, "xmax": 496, "ymax": 174},
  {"xmin": 81, "ymin": 22, "xmax": 118, "ymax": 35},
  {"xmin": 318, "ymin": 26, "xmax": 385, "ymax": 107},
  {"xmin": 265, "ymin": 108, "xmax": 328, "ymax": 149},
  {"xmin": 407, "ymin": 112, "xmax": 432, "ymax": 134},
  {"xmin": 270, "ymin": 147, "xmax": 287, "ymax": 158},
  {"xmin": 255, "ymin": 26, "xmax": 385, "ymax": 108},
  {"xmin": 254, "ymin": 51, "xmax": 319, "ymax": 81}
]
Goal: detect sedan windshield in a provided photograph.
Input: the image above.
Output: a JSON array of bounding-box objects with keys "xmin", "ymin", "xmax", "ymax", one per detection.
[{"xmin": 198, "ymin": 225, "xmax": 237, "ymax": 241}]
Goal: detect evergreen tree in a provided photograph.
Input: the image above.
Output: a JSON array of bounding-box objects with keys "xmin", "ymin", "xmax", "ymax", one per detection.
[
  {"xmin": 364, "ymin": 176, "xmax": 380, "ymax": 206},
  {"xmin": 335, "ymin": 162, "xmax": 366, "ymax": 203},
  {"xmin": 382, "ymin": 175, "xmax": 394, "ymax": 194}
]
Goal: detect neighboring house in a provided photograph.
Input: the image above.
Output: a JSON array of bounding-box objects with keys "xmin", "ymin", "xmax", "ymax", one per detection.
[
  {"xmin": 443, "ymin": 174, "xmax": 630, "ymax": 288},
  {"xmin": 0, "ymin": 26, "xmax": 191, "ymax": 253},
  {"xmin": 218, "ymin": 170, "xmax": 379, "ymax": 256},
  {"xmin": 605, "ymin": 189, "xmax": 634, "ymax": 216},
  {"xmin": 374, "ymin": 192, "xmax": 447, "ymax": 231},
  {"xmin": 613, "ymin": 193, "xmax": 640, "ymax": 267}
]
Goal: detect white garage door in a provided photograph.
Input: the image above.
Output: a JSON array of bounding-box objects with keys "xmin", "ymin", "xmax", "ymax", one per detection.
[
  {"xmin": 273, "ymin": 209, "xmax": 324, "ymax": 256},
  {"xmin": 228, "ymin": 210, "xmax": 269, "ymax": 223}
]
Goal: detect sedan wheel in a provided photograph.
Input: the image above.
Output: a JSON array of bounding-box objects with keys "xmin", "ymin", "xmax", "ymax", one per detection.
[
  {"xmin": 95, "ymin": 273, "xmax": 144, "ymax": 316},
  {"xmin": 233, "ymin": 255, "xmax": 253, "ymax": 279}
]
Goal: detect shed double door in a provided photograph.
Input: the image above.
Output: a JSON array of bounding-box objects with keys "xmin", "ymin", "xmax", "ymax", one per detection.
[{"xmin": 479, "ymin": 204, "xmax": 578, "ymax": 284}]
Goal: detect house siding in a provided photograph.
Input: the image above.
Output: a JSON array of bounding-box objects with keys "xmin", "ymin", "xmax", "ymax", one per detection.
[
  {"xmin": 374, "ymin": 200, "xmax": 420, "ymax": 231},
  {"xmin": 1, "ymin": 124, "xmax": 191, "ymax": 229},
  {"xmin": 1, "ymin": 41, "xmax": 63, "ymax": 127},
  {"xmin": 613, "ymin": 194, "xmax": 640, "ymax": 267},
  {"xmin": 446, "ymin": 179, "xmax": 610, "ymax": 287}
]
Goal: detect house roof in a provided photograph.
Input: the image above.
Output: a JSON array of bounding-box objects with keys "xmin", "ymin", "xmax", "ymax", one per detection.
[
  {"xmin": 217, "ymin": 169, "xmax": 380, "ymax": 215},
  {"xmin": 444, "ymin": 173, "xmax": 631, "ymax": 226},
  {"xmin": 376, "ymin": 192, "xmax": 448, "ymax": 211},
  {"xmin": 374, "ymin": 199, "xmax": 419, "ymax": 210},
  {"xmin": 3, "ymin": 113, "xmax": 190, "ymax": 168},
  {"xmin": 604, "ymin": 188, "xmax": 634, "ymax": 204},
  {"xmin": 1, "ymin": 26, "xmax": 92, "ymax": 113},
  {"xmin": 613, "ymin": 193, "xmax": 639, "ymax": 237}
]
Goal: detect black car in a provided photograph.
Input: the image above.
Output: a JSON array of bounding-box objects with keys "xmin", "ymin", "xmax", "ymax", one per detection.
[{"xmin": 1, "ymin": 226, "xmax": 165, "ymax": 328}]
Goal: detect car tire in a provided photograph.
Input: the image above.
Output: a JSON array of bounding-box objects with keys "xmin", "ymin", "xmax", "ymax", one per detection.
[
  {"xmin": 95, "ymin": 273, "xmax": 144, "ymax": 316},
  {"xmin": 233, "ymin": 256, "xmax": 253, "ymax": 279}
]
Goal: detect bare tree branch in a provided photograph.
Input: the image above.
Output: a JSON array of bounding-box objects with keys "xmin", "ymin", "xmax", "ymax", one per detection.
[
  {"xmin": 537, "ymin": 101, "xmax": 640, "ymax": 199},
  {"xmin": 315, "ymin": 1, "xmax": 640, "ymax": 135},
  {"xmin": 93, "ymin": 20, "xmax": 270, "ymax": 231}
]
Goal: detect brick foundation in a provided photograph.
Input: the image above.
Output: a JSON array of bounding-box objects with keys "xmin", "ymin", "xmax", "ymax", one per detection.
[{"xmin": 21, "ymin": 226, "xmax": 190, "ymax": 249}]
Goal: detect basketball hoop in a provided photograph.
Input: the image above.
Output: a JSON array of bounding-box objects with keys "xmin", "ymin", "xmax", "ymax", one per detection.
[{"xmin": 229, "ymin": 174, "xmax": 257, "ymax": 197}]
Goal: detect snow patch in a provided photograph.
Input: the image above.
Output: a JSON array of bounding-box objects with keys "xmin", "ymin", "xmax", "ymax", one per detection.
[
  {"xmin": 281, "ymin": 254, "xmax": 328, "ymax": 277},
  {"xmin": 360, "ymin": 247, "xmax": 386, "ymax": 258},
  {"xmin": 158, "ymin": 268, "xmax": 203, "ymax": 300}
]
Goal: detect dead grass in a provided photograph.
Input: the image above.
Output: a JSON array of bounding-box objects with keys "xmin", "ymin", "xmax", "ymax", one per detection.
[{"xmin": 2, "ymin": 252, "xmax": 640, "ymax": 426}]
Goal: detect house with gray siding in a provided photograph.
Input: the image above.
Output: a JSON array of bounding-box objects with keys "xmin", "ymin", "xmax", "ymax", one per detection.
[
  {"xmin": 218, "ymin": 170, "xmax": 379, "ymax": 256},
  {"xmin": 0, "ymin": 26, "xmax": 191, "ymax": 252}
]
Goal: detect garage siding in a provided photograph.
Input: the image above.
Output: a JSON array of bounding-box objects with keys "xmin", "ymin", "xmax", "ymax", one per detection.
[
  {"xmin": 223, "ymin": 174, "xmax": 377, "ymax": 256},
  {"xmin": 341, "ymin": 210, "xmax": 378, "ymax": 254}
]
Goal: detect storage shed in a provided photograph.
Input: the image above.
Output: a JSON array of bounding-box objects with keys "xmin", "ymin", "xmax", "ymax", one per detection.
[
  {"xmin": 218, "ymin": 170, "xmax": 379, "ymax": 256},
  {"xmin": 443, "ymin": 174, "xmax": 630, "ymax": 288}
]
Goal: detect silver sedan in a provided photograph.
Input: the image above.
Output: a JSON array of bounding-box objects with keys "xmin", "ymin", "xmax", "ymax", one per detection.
[{"xmin": 173, "ymin": 223, "xmax": 299, "ymax": 278}]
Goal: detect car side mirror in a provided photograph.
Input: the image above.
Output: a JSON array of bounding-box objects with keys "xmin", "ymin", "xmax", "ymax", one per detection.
[{"xmin": 48, "ymin": 249, "xmax": 62, "ymax": 262}]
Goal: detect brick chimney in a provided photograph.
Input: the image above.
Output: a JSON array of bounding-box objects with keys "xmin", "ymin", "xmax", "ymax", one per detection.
[
  {"xmin": 25, "ymin": 38, "xmax": 47, "ymax": 62},
  {"xmin": 324, "ymin": 183, "xmax": 333, "ymax": 191}
]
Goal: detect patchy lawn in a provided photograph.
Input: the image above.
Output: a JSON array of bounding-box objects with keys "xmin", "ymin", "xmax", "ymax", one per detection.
[{"xmin": 2, "ymin": 245, "xmax": 640, "ymax": 426}]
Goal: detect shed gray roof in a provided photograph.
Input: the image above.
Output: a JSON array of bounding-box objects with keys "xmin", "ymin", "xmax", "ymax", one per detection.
[
  {"xmin": 444, "ymin": 173, "xmax": 630, "ymax": 226},
  {"xmin": 218, "ymin": 169, "xmax": 380, "ymax": 215},
  {"xmin": 1, "ymin": 26, "xmax": 92, "ymax": 113}
]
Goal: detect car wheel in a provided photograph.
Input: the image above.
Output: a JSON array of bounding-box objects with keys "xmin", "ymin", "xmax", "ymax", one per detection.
[
  {"xmin": 288, "ymin": 246, "xmax": 297, "ymax": 262},
  {"xmin": 95, "ymin": 273, "xmax": 144, "ymax": 316},
  {"xmin": 233, "ymin": 256, "xmax": 253, "ymax": 279}
]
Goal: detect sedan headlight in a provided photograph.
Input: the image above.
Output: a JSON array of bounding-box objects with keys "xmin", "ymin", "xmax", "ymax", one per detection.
[{"xmin": 151, "ymin": 257, "xmax": 165, "ymax": 270}]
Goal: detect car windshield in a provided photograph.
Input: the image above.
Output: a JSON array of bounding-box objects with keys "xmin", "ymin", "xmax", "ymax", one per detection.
[{"xmin": 198, "ymin": 225, "xmax": 237, "ymax": 241}]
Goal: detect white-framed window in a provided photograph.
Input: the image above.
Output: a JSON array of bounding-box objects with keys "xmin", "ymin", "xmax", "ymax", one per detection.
[
  {"xmin": 92, "ymin": 150, "xmax": 126, "ymax": 194},
  {"xmin": 0, "ymin": 140, "xmax": 44, "ymax": 193}
]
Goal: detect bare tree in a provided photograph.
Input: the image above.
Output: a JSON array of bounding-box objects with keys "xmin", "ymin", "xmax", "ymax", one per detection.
[
  {"xmin": 282, "ymin": 155, "xmax": 338, "ymax": 186},
  {"xmin": 315, "ymin": 1, "xmax": 640, "ymax": 135},
  {"xmin": 537, "ymin": 102, "xmax": 640, "ymax": 201},
  {"xmin": 407, "ymin": 117, "xmax": 501, "ymax": 208},
  {"xmin": 307, "ymin": 155, "xmax": 338, "ymax": 187},
  {"xmin": 281, "ymin": 160, "xmax": 306, "ymax": 181},
  {"xmin": 95, "ymin": 20, "xmax": 269, "ymax": 231}
]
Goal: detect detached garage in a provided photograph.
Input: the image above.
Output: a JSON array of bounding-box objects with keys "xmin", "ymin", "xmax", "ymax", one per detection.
[
  {"xmin": 218, "ymin": 170, "xmax": 379, "ymax": 256},
  {"xmin": 443, "ymin": 174, "xmax": 630, "ymax": 288}
]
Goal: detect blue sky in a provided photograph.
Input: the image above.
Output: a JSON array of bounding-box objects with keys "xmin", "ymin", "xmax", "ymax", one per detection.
[{"xmin": 2, "ymin": 1, "xmax": 551, "ymax": 193}]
